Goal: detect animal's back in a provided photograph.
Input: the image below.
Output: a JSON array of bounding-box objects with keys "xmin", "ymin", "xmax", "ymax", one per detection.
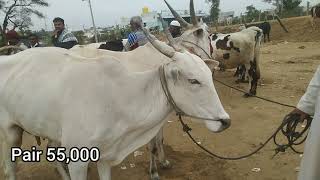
[
  {"xmin": 70, "ymin": 43, "xmax": 170, "ymax": 72},
  {"xmin": 0, "ymin": 47, "xmax": 129, "ymax": 141}
]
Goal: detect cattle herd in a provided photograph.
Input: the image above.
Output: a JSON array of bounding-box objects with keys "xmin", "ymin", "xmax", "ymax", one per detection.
[{"xmin": 0, "ymin": 1, "xmax": 319, "ymax": 180}]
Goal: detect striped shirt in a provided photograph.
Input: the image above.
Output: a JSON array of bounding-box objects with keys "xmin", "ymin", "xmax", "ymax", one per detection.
[
  {"xmin": 126, "ymin": 30, "xmax": 148, "ymax": 50},
  {"xmin": 58, "ymin": 29, "xmax": 78, "ymax": 43}
]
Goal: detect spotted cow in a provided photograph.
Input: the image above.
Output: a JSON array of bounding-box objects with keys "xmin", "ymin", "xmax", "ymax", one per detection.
[
  {"xmin": 210, "ymin": 26, "xmax": 263, "ymax": 97},
  {"xmin": 311, "ymin": 5, "xmax": 320, "ymax": 29}
]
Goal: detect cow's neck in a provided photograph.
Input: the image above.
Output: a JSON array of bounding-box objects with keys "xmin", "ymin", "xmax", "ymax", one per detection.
[
  {"xmin": 130, "ymin": 67, "xmax": 172, "ymax": 126},
  {"xmin": 104, "ymin": 67, "xmax": 173, "ymax": 164}
]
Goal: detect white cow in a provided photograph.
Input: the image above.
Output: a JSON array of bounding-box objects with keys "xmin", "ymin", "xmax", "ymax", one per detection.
[
  {"xmin": 0, "ymin": 29, "xmax": 230, "ymax": 180},
  {"xmin": 69, "ymin": 0, "xmax": 226, "ymax": 177}
]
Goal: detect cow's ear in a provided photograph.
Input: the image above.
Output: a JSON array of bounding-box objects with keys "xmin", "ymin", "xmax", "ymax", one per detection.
[
  {"xmin": 204, "ymin": 59, "xmax": 220, "ymax": 72},
  {"xmin": 170, "ymin": 67, "xmax": 181, "ymax": 84},
  {"xmin": 193, "ymin": 29, "xmax": 204, "ymax": 37}
]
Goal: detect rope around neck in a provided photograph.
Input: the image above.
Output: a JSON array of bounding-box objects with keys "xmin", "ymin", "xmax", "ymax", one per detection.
[
  {"xmin": 181, "ymin": 40, "xmax": 212, "ymax": 59},
  {"xmin": 159, "ymin": 64, "xmax": 224, "ymax": 122}
]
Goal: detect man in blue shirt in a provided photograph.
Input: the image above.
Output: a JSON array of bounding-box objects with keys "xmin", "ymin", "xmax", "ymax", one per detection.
[{"xmin": 124, "ymin": 16, "xmax": 148, "ymax": 51}]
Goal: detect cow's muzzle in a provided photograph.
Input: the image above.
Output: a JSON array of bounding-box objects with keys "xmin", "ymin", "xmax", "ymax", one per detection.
[{"xmin": 217, "ymin": 118, "xmax": 231, "ymax": 132}]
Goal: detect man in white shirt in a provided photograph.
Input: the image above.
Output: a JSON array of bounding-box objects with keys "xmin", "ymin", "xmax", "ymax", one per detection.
[
  {"xmin": 28, "ymin": 34, "xmax": 42, "ymax": 48},
  {"xmin": 288, "ymin": 65, "xmax": 320, "ymax": 180}
]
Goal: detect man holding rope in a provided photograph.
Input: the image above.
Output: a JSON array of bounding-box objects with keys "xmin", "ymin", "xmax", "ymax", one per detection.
[{"xmin": 287, "ymin": 66, "xmax": 320, "ymax": 180}]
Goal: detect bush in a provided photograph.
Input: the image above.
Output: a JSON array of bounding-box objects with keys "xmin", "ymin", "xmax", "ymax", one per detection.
[{"xmin": 282, "ymin": 6, "xmax": 304, "ymax": 18}]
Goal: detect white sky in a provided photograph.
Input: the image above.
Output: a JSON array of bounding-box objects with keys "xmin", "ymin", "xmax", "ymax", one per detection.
[{"xmin": 3, "ymin": 0, "xmax": 319, "ymax": 31}]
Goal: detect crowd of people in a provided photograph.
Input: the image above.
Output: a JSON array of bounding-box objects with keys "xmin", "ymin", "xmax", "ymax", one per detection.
[{"xmin": 2, "ymin": 15, "xmax": 182, "ymax": 54}]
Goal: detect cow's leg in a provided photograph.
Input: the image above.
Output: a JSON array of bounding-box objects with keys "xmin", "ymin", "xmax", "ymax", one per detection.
[
  {"xmin": 149, "ymin": 136, "xmax": 160, "ymax": 180},
  {"xmin": 97, "ymin": 160, "xmax": 111, "ymax": 180},
  {"xmin": 267, "ymin": 33, "xmax": 270, "ymax": 42},
  {"xmin": 155, "ymin": 128, "xmax": 171, "ymax": 169},
  {"xmin": 1, "ymin": 125, "xmax": 23, "ymax": 180},
  {"xmin": 235, "ymin": 65, "xmax": 248, "ymax": 84},
  {"xmin": 47, "ymin": 140, "xmax": 70, "ymax": 180},
  {"xmin": 244, "ymin": 59, "xmax": 259, "ymax": 97},
  {"xmin": 233, "ymin": 66, "xmax": 241, "ymax": 77},
  {"xmin": 68, "ymin": 161, "xmax": 89, "ymax": 180},
  {"xmin": 243, "ymin": 64, "xmax": 253, "ymax": 97}
]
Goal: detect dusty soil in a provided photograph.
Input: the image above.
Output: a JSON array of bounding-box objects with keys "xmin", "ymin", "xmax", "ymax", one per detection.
[{"xmin": 0, "ymin": 16, "xmax": 320, "ymax": 180}]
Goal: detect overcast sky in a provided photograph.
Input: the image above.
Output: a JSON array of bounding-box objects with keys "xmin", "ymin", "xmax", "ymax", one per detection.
[{"xmin": 28, "ymin": 0, "xmax": 319, "ymax": 31}]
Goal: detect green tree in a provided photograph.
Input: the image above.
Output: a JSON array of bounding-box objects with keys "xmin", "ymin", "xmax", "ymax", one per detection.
[
  {"xmin": 283, "ymin": 0, "xmax": 301, "ymax": 10},
  {"xmin": 245, "ymin": 5, "xmax": 260, "ymax": 22},
  {"xmin": 73, "ymin": 30, "xmax": 85, "ymax": 45},
  {"xmin": 206, "ymin": 0, "xmax": 220, "ymax": 23},
  {"xmin": 262, "ymin": 0, "xmax": 302, "ymax": 16},
  {"xmin": 0, "ymin": 0, "xmax": 49, "ymax": 45}
]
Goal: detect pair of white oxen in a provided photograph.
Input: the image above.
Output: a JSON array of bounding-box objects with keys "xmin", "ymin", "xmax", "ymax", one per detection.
[
  {"xmin": 0, "ymin": 1, "xmax": 264, "ymax": 180},
  {"xmin": 0, "ymin": 25, "xmax": 228, "ymax": 180}
]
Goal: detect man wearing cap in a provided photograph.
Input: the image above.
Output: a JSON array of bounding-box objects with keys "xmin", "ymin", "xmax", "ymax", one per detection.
[
  {"xmin": 169, "ymin": 20, "xmax": 182, "ymax": 38},
  {"xmin": 52, "ymin": 17, "xmax": 78, "ymax": 49},
  {"xmin": 124, "ymin": 16, "xmax": 148, "ymax": 51}
]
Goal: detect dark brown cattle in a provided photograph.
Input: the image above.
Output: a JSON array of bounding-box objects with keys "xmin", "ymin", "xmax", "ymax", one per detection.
[
  {"xmin": 98, "ymin": 40, "xmax": 124, "ymax": 51},
  {"xmin": 245, "ymin": 22, "xmax": 271, "ymax": 43}
]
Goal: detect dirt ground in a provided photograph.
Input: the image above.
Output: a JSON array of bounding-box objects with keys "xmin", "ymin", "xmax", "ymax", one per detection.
[{"xmin": 0, "ymin": 16, "xmax": 320, "ymax": 180}]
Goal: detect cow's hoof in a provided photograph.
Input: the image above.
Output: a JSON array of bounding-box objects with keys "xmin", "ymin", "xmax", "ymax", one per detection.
[
  {"xmin": 235, "ymin": 79, "xmax": 249, "ymax": 84},
  {"xmin": 160, "ymin": 160, "xmax": 172, "ymax": 169},
  {"xmin": 150, "ymin": 173, "xmax": 160, "ymax": 180},
  {"xmin": 243, "ymin": 93, "xmax": 254, "ymax": 98}
]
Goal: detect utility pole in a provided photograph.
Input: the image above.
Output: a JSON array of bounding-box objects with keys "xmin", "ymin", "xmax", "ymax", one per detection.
[{"xmin": 82, "ymin": 0, "xmax": 98, "ymax": 43}]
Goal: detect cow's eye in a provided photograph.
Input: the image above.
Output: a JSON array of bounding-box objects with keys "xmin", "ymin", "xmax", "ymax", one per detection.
[{"xmin": 188, "ymin": 79, "xmax": 201, "ymax": 85}]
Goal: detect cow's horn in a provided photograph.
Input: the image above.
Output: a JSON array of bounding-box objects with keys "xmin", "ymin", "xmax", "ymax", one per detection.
[
  {"xmin": 163, "ymin": 0, "xmax": 191, "ymax": 28},
  {"xmin": 190, "ymin": 0, "xmax": 198, "ymax": 26},
  {"xmin": 142, "ymin": 28, "xmax": 175, "ymax": 58}
]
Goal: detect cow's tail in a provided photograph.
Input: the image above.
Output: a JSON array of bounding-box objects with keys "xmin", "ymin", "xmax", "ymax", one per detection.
[{"xmin": 253, "ymin": 28, "xmax": 263, "ymax": 48}]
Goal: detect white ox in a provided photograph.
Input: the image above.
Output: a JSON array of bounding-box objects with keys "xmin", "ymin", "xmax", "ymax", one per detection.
[
  {"xmin": 0, "ymin": 29, "xmax": 230, "ymax": 180},
  {"xmin": 68, "ymin": 0, "xmax": 227, "ymax": 178},
  {"xmin": 209, "ymin": 26, "xmax": 263, "ymax": 97}
]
